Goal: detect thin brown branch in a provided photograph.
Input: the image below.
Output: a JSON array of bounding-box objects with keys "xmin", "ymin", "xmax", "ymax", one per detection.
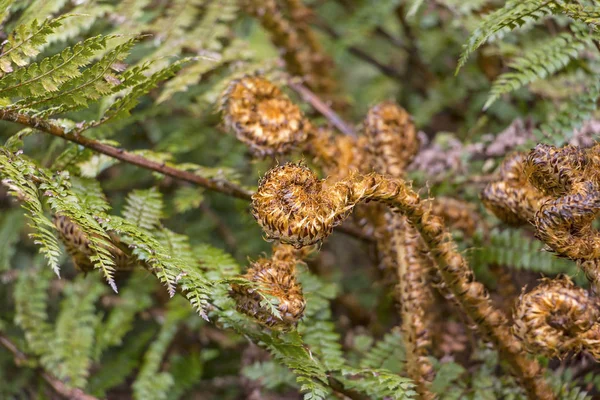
[
  {"xmin": 0, "ymin": 333, "xmax": 99, "ymax": 400},
  {"xmin": 287, "ymin": 79, "xmax": 356, "ymax": 137},
  {"xmin": 0, "ymin": 110, "xmax": 373, "ymax": 243}
]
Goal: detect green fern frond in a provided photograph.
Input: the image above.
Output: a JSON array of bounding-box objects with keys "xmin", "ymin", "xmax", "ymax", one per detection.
[
  {"xmin": 457, "ymin": 0, "xmax": 558, "ymax": 72},
  {"xmin": 0, "ymin": 16, "xmax": 69, "ymax": 75},
  {"xmin": 360, "ymin": 328, "xmax": 407, "ymax": 373},
  {"xmin": 0, "ymin": 34, "xmax": 113, "ymax": 100},
  {"xmin": 484, "ymin": 31, "xmax": 591, "ymax": 109},
  {"xmin": 94, "ymin": 272, "xmax": 155, "ymax": 360},
  {"xmin": 42, "ymin": 276, "xmax": 106, "ymax": 389},
  {"xmin": 14, "ymin": 265, "xmax": 54, "ymax": 356},
  {"xmin": 69, "ymin": 176, "xmax": 110, "ymax": 214},
  {"xmin": 132, "ymin": 297, "xmax": 190, "ymax": 400},
  {"xmin": 533, "ymin": 79, "xmax": 600, "ymax": 145},
  {"xmin": 0, "ymin": 208, "xmax": 24, "ymax": 271},
  {"xmin": 16, "ymin": 0, "xmax": 69, "ymax": 27},
  {"xmin": 0, "ymin": 0, "xmax": 15, "ymax": 24},
  {"xmin": 166, "ymin": 352, "xmax": 204, "ymax": 400},
  {"xmin": 172, "ymin": 186, "xmax": 204, "ymax": 214},
  {"xmin": 339, "ymin": 367, "xmax": 417, "ymax": 400},
  {"xmin": 123, "ymin": 188, "xmax": 163, "ymax": 231},
  {"xmin": 0, "ymin": 150, "xmax": 62, "ymax": 275},
  {"xmin": 242, "ymin": 360, "xmax": 297, "ymax": 390},
  {"xmin": 44, "ymin": 4, "xmax": 113, "ymax": 47}
]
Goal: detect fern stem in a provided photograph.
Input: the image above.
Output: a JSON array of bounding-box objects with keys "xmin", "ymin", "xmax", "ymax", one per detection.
[{"xmin": 0, "ymin": 333, "xmax": 99, "ymax": 400}]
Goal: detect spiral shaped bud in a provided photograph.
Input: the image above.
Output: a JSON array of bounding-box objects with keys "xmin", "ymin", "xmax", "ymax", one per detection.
[
  {"xmin": 512, "ymin": 277, "xmax": 600, "ymax": 358},
  {"xmin": 364, "ymin": 101, "xmax": 419, "ymax": 177},
  {"xmin": 481, "ymin": 152, "xmax": 548, "ymax": 225},
  {"xmin": 251, "ymin": 163, "xmax": 355, "ymax": 247},
  {"xmin": 221, "ymin": 76, "xmax": 308, "ymax": 156},
  {"xmin": 229, "ymin": 245, "xmax": 306, "ymax": 329}
]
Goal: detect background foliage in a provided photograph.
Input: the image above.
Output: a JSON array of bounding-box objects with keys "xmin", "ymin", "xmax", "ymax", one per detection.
[{"xmin": 0, "ymin": 0, "xmax": 599, "ymax": 399}]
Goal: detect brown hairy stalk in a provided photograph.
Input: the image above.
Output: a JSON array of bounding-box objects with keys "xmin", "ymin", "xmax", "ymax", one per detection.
[
  {"xmin": 251, "ymin": 163, "xmax": 554, "ymax": 399},
  {"xmin": 53, "ymin": 215, "xmax": 136, "ymax": 273},
  {"xmin": 523, "ymin": 143, "xmax": 600, "ymax": 291},
  {"xmin": 431, "ymin": 197, "xmax": 480, "ymax": 236},
  {"xmin": 481, "ymin": 152, "xmax": 549, "ymax": 226},
  {"xmin": 220, "ymin": 76, "xmax": 309, "ymax": 157},
  {"xmin": 513, "ymin": 276, "xmax": 600, "ymax": 360},
  {"xmin": 364, "ymin": 101, "xmax": 435, "ymax": 398},
  {"xmin": 229, "ymin": 244, "xmax": 307, "ymax": 330},
  {"xmin": 242, "ymin": 0, "xmax": 339, "ymax": 104}
]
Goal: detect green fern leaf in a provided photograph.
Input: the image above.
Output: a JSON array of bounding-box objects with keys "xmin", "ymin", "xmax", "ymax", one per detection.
[
  {"xmin": 0, "ymin": 0, "xmax": 15, "ymax": 24},
  {"xmin": 0, "ymin": 16, "xmax": 68, "ymax": 75},
  {"xmin": 123, "ymin": 187, "xmax": 163, "ymax": 231},
  {"xmin": 0, "ymin": 208, "xmax": 24, "ymax": 271}
]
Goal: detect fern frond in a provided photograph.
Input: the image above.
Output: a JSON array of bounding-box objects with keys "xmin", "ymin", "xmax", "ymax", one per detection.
[
  {"xmin": 533, "ymin": 79, "xmax": 600, "ymax": 145},
  {"xmin": 360, "ymin": 328, "xmax": 407, "ymax": 373},
  {"xmin": 14, "ymin": 265, "xmax": 53, "ymax": 356},
  {"xmin": 44, "ymin": 4, "xmax": 113, "ymax": 47},
  {"xmin": 166, "ymin": 352, "xmax": 204, "ymax": 400},
  {"xmin": 0, "ymin": 16, "xmax": 68, "ymax": 75},
  {"xmin": 0, "ymin": 34, "xmax": 112, "ymax": 100},
  {"xmin": 16, "ymin": 0, "xmax": 69, "ymax": 27},
  {"xmin": 42, "ymin": 276, "xmax": 106, "ymax": 389},
  {"xmin": 123, "ymin": 188, "xmax": 163, "ymax": 231},
  {"xmin": 0, "ymin": 150, "xmax": 62, "ymax": 275},
  {"xmin": 132, "ymin": 298, "xmax": 190, "ymax": 400},
  {"xmin": 339, "ymin": 367, "xmax": 417, "ymax": 400},
  {"xmin": 94, "ymin": 272, "xmax": 154, "ymax": 360},
  {"xmin": 0, "ymin": 0, "xmax": 15, "ymax": 24},
  {"xmin": 457, "ymin": 0, "xmax": 558, "ymax": 72},
  {"xmin": 242, "ymin": 360, "xmax": 297, "ymax": 390},
  {"xmin": 0, "ymin": 209, "xmax": 24, "ymax": 271},
  {"xmin": 69, "ymin": 176, "xmax": 110, "ymax": 214},
  {"xmin": 484, "ymin": 30, "xmax": 591, "ymax": 109},
  {"xmin": 172, "ymin": 186, "xmax": 204, "ymax": 214}
]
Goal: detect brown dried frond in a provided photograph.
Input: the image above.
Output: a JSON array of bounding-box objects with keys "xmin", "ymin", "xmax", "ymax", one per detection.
[
  {"xmin": 230, "ymin": 244, "xmax": 306, "ymax": 329},
  {"xmin": 512, "ymin": 276, "xmax": 600, "ymax": 359},
  {"xmin": 252, "ymin": 162, "xmax": 554, "ymax": 399},
  {"xmin": 431, "ymin": 197, "xmax": 479, "ymax": 236},
  {"xmin": 481, "ymin": 152, "xmax": 549, "ymax": 226},
  {"xmin": 364, "ymin": 101, "xmax": 419, "ymax": 177},
  {"xmin": 53, "ymin": 214, "xmax": 135, "ymax": 273},
  {"xmin": 221, "ymin": 76, "xmax": 309, "ymax": 157}
]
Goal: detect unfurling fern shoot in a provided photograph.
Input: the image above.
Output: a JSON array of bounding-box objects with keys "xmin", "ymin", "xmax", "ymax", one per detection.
[{"xmin": 252, "ymin": 162, "xmax": 554, "ymax": 399}]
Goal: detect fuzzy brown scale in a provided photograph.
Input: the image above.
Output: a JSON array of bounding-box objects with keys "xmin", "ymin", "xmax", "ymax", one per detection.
[
  {"xmin": 252, "ymin": 162, "xmax": 554, "ymax": 399},
  {"xmin": 229, "ymin": 245, "xmax": 306, "ymax": 329},
  {"xmin": 221, "ymin": 76, "xmax": 308, "ymax": 157},
  {"xmin": 512, "ymin": 277, "xmax": 600, "ymax": 359},
  {"xmin": 481, "ymin": 152, "xmax": 549, "ymax": 226},
  {"xmin": 53, "ymin": 215, "xmax": 134, "ymax": 273},
  {"xmin": 521, "ymin": 144, "xmax": 600, "ymax": 291}
]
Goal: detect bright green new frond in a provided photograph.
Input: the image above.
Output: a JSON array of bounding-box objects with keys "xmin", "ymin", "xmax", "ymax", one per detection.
[
  {"xmin": 0, "ymin": 35, "xmax": 112, "ymax": 100},
  {"xmin": 123, "ymin": 188, "xmax": 163, "ymax": 231},
  {"xmin": 484, "ymin": 31, "xmax": 590, "ymax": 109},
  {"xmin": 0, "ymin": 150, "xmax": 62, "ymax": 275},
  {"xmin": 0, "ymin": 16, "xmax": 68, "ymax": 75},
  {"xmin": 533, "ymin": 79, "xmax": 600, "ymax": 145},
  {"xmin": 14, "ymin": 265, "xmax": 53, "ymax": 356},
  {"xmin": 457, "ymin": 0, "xmax": 558, "ymax": 72},
  {"xmin": 42, "ymin": 276, "xmax": 106, "ymax": 389},
  {"xmin": 133, "ymin": 298, "xmax": 190, "ymax": 400},
  {"xmin": 339, "ymin": 368, "xmax": 417, "ymax": 400},
  {"xmin": 360, "ymin": 328, "xmax": 406, "ymax": 373},
  {"xmin": 0, "ymin": 209, "xmax": 24, "ymax": 271},
  {"xmin": 94, "ymin": 272, "xmax": 154, "ymax": 360}
]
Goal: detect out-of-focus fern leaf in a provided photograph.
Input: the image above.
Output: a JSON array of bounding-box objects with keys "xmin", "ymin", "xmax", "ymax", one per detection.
[
  {"xmin": 340, "ymin": 0, "xmax": 400, "ymax": 48},
  {"xmin": 94, "ymin": 272, "xmax": 154, "ymax": 359},
  {"xmin": 533, "ymin": 79, "xmax": 600, "ymax": 145},
  {"xmin": 242, "ymin": 360, "xmax": 297, "ymax": 390},
  {"xmin": 132, "ymin": 297, "xmax": 190, "ymax": 400},
  {"xmin": 42, "ymin": 276, "xmax": 106, "ymax": 389},
  {"xmin": 0, "ymin": 208, "xmax": 24, "ymax": 271},
  {"xmin": 16, "ymin": 0, "xmax": 68, "ymax": 27},
  {"xmin": 88, "ymin": 328, "xmax": 156, "ymax": 398},
  {"xmin": 69, "ymin": 176, "xmax": 110, "ymax": 214},
  {"xmin": 0, "ymin": 16, "xmax": 68, "ymax": 75},
  {"xmin": 360, "ymin": 328, "xmax": 406, "ymax": 373},
  {"xmin": 457, "ymin": 0, "xmax": 558, "ymax": 72},
  {"xmin": 0, "ymin": 0, "xmax": 15, "ymax": 24},
  {"xmin": 14, "ymin": 264, "xmax": 53, "ymax": 355},
  {"xmin": 484, "ymin": 30, "xmax": 591, "ymax": 109},
  {"xmin": 339, "ymin": 367, "xmax": 417, "ymax": 400},
  {"xmin": 172, "ymin": 186, "xmax": 204, "ymax": 214},
  {"xmin": 44, "ymin": 4, "xmax": 112, "ymax": 47},
  {"xmin": 123, "ymin": 187, "xmax": 163, "ymax": 231},
  {"xmin": 166, "ymin": 352, "xmax": 204, "ymax": 400}
]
